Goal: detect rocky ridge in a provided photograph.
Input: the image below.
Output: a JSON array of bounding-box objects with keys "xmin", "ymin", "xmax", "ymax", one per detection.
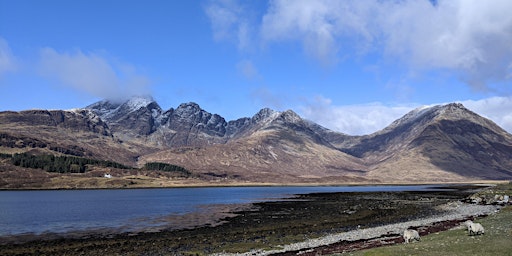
[{"xmin": 86, "ymin": 97, "xmax": 334, "ymax": 149}]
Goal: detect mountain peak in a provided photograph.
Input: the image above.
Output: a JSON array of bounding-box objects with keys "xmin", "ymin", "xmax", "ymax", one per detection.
[
  {"xmin": 444, "ymin": 102, "xmax": 465, "ymax": 109},
  {"xmin": 383, "ymin": 103, "xmax": 473, "ymax": 132},
  {"xmin": 252, "ymin": 108, "xmax": 280, "ymax": 122},
  {"xmin": 437, "ymin": 102, "xmax": 474, "ymax": 118},
  {"xmin": 278, "ymin": 110, "xmax": 302, "ymax": 123},
  {"xmin": 173, "ymin": 102, "xmax": 207, "ymax": 119},
  {"xmin": 176, "ymin": 102, "xmax": 201, "ymax": 110}
]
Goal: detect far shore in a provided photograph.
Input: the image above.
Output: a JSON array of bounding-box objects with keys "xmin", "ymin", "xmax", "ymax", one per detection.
[{"xmin": 1, "ymin": 178, "xmax": 508, "ymax": 191}]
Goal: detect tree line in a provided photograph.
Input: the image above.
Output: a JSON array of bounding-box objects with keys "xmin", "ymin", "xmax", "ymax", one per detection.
[
  {"xmin": 9, "ymin": 153, "xmax": 129, "ymax": 173},
  {"xmin": 143, "ymin": 162, "xmax": 191, "ymax": 176},
  {"xmin": 2, "ymin": 152, "xmax": 190, "ymax": 176},
  {"xmin": 0, "ymin": 153, "xmax": 11, "ymax": 159}
]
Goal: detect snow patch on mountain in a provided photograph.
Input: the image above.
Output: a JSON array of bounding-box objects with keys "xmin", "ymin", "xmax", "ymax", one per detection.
[
  {"xmin": 85, "ymin": 100, "xmax": 120, "ymax": 118},
  {"xmin": 68, "ymin": 108, "xmax": 103, "ymax": 123},
  {"xmin": 125, "ymin": 96, "xmax": 155, "ymax": 111}
]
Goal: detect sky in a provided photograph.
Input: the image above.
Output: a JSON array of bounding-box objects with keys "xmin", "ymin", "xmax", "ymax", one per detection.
[{"xmin": 1, "ymin": 0, "xmax": 512, "ymax": 135}]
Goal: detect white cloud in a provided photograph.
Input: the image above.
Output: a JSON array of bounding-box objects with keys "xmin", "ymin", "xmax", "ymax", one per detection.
[
  {"xmin": 300, "ymin": 95, "xmax": 512, "ymax": 135},
  {"xmin": 299, "ymin": 96, "xmax": 414, "ymax": 135},
  {"xmin": 38, "ymin": 48, "xmax": 150, "ymax": 101},
  {"xmin": 261, "ymin": 0, "xmax": 374, "ymax": 66},
  {"xmin": 377, "ymin": 0, "xmax": 512, "ymax": 91},
  {"xmin": 257, "ymin": 0, "xmax": 512, "ymax": 91},
  {"xmin": 0, "ymin": 37, "xmax": 17, "ymax": 78}
]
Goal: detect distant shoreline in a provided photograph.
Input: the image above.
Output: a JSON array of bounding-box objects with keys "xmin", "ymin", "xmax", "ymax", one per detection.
[{"xmin": 0, "ymin": 180, "xmax": 505, "ymax": 191}]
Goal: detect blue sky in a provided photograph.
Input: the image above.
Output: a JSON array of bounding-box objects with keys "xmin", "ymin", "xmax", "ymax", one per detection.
[{"xmin": 1, "ymin": 0, "xmax": 512, "ymax": 135}]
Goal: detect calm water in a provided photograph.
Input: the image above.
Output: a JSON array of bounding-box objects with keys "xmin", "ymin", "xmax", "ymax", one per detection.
[{"xmin": 0, "ymin": 185, "xmax": 448, "ymax": 237}]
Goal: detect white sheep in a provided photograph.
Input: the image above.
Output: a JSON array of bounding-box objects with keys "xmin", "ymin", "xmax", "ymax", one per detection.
[
  {"xmin": 464, "ymin": 220, "xmax": 473, "ymax": 233},
  {"xmin": 469, "ymin": 222, "xmax": 485, "ymax": 236},
  {"xmin": 403, "ymin": 229, "xmax": 420, "ymax": 244}
]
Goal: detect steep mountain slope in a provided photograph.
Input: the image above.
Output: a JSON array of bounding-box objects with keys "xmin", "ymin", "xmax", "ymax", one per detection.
[
  {"xmin": 407, "ymin": 104, "xmax": 512, "ymax": 179},
  {"xmin": 334, "ymin": 103, "xmax": 512, "ymax": 182}
]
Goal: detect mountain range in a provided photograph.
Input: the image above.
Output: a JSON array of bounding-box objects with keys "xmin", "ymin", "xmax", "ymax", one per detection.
[{"xmin": 1, "ymin": 96, "xmax": 512, "ymax": 187}]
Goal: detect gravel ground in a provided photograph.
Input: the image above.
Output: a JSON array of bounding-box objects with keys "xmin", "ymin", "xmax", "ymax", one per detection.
[{"xmin": 214, "ymin": 202, "xmax": 500, "ymax": 256}]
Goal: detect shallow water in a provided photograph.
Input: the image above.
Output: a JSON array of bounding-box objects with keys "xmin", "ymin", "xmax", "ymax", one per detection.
[{"xmin": 0, "ymin": 185, "xmax": 450, "ymax": 236}]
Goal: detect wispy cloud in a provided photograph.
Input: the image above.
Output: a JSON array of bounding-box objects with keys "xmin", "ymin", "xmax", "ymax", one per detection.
[
  {"xmin": 204, "ymin": 0, "xmax": 253, "ymax": 51},
  {"xmin": 0, "ymin": 37, "xmax": 18, "ymax": 78},
  {"xmin": 236, "ymin": 59, "xmax": 259, "ymax": 80},
  {"xmin": 250, "ymin": 86, "xmax": 285, "ymax": 111},
  {"xmin": 38, "ymin": 48, "xmax": 151, "ymax": 101}
]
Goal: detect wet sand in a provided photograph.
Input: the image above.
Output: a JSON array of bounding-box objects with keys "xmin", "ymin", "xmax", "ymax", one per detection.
[{"xmin": 0, "ymin": 186, "xmax": 492, "ymax": 255}]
